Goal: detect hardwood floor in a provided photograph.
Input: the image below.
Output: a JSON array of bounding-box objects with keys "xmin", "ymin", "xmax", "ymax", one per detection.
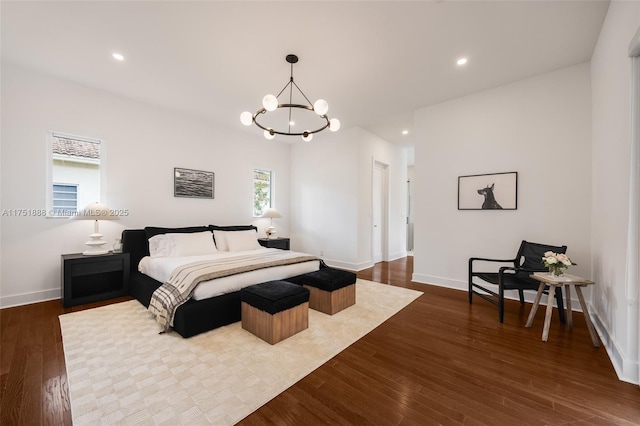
[
  {"xmin": 2, "ymin": 257, "xmax": 639, "ymax": 425},
  {"xmin": 0, "ymin": 296, "xmax": 132, "ymax": 425}
]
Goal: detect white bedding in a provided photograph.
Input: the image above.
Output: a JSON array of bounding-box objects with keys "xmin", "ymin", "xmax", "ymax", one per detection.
[{"xmin": 138, "ymin": 247, "xmax": 320, "ymax": 300}]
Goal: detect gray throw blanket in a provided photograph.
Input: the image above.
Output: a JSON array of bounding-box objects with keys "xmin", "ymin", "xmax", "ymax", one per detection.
[{"xmin": 148, "ymin": 251, "xmax": 318, "ymax": 331}]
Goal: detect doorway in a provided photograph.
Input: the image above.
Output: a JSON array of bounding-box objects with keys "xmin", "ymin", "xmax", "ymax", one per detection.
[
  {"xmin": 407, "ymin": 178, "xmax": 414, "ymax": 253},
  {"xmin": 373, "ymin": 160, "xmax": 389, "ymax": 263}
]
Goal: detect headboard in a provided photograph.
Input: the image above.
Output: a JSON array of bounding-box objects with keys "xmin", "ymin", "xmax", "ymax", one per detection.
[
  {"xmin": 121, "ymin": 229, "xmax": 149, "ymax": 274},
  {"xmin": 121, "ymin": 225, "xmax": 258, "ymax": 274}
]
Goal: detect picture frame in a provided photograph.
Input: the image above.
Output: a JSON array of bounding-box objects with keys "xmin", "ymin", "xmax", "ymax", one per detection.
[
  {"xmin": 174, "ymin": 167, "xmax": 215, "ymax": 199},
  {"xmin": 458, "ymin": 171, "xmax": 517, "ymax": 210}
]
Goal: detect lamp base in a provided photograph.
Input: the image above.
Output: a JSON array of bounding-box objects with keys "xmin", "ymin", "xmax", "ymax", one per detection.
[
  {"xmin": 266, "ymin": 226, "xmax": 276, "ymax": 240},
  {"xmin": 83, "ymin": 233, "xmax": 109, "ymax": 255}
]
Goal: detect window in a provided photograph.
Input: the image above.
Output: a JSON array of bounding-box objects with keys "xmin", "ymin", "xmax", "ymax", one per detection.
[
  {"xmin": 47, "ymin": 132, "xmax": 104, "ymax": 217},
  {"xmin": 52, "ymin": 184, "xmax": 78, "ymax": 215},
  {"xmin": 253, "ymin": 169, "xmax": 272, "ymax": 217}
]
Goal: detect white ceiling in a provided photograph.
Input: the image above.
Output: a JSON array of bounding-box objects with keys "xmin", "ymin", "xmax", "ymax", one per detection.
[{"xmin": 1, "ymin": 1, "xmax": 609, "ymax": 146}]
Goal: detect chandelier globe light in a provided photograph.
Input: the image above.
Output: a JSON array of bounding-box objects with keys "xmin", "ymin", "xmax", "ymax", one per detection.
[{"xmin": 240, "ymin": 54, "xmax": 340, "ymax": 141}]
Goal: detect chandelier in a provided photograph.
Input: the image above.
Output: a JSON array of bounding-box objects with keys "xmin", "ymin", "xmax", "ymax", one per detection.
[{"xmin": 240, "ymin": 54, "xmax": 340, "ymax": 141}]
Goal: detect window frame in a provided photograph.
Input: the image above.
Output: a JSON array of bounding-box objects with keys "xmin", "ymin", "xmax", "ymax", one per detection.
[
  {"xmin": 46, "ymin": 131, "xmax": 107, "ymax": 218},
  {"xmin": 253, "ymin": 168, "xmax": 273, "ymax": 217}
]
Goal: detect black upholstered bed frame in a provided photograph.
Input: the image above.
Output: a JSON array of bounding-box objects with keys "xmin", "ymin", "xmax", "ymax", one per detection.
[{"xmin": 121, "ymin": 225, "xmax": 316, "ymax": 338}]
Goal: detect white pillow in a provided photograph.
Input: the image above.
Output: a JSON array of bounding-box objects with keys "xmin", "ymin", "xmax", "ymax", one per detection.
[
  {"xmin": 225, "ymin": 230, "xmax": 262, "ymax": 252},
  {"xmin": 148, "ymin": 234, "xmax": 172, "ymax": 258},
  {"xmin": 168, "ymin": 231, "xmax": 218, "ymax": 257},
  {"xmin": 212, "ymin": 230, "xmax": 229, "ymax": 251}
]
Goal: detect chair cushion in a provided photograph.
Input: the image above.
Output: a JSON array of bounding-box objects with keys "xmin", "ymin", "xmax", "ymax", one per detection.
[
  {"xmin": 474, "ymin": 272, "xmax": 540, "ymax": 290},
  {"xmin": 474, "ymin": 273, "xmax": 500, "ymax": 285},
  {"xmin": 503, "ymin": 274, "xmax": 541, "ymax": 290},
  {"xmin": 302, "ymin": 268, "xmax": 357, "ymax": 292},
  {"xmin": 241, "ymin": 280, "xmax": 309, "ymax": 315}
]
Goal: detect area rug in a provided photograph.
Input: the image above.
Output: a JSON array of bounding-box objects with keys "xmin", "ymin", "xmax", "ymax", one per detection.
[{"xmin": 60, "ymin": 279, "xmax": 422, "ymax": 425}]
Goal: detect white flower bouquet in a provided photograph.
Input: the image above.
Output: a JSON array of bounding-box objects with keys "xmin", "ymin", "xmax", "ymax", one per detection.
[{"xmin": 542, "ymin": 251, "xmax": 576, "ymax": 276}]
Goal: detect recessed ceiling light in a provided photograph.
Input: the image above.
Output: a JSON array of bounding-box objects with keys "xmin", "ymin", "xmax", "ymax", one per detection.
[
  {"xmin": 112, "ymin": 53, "xmax": 125, "ymax": 61},
  {"xmin": 457, "ymin": 57, "xmax": 468, "ymax": 66},
  {"xmin": 289, "ymin": 121, "xmax": 295, "ymax": 126},
  {"xmin": 402, "ymin": 130, "xmax": 409, "ymax": 135}
]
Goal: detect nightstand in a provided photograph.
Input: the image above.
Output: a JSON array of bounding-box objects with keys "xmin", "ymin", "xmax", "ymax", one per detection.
[
  {"xmin": 258, "ymin": 237, "xmax": 290, "ymax": 250},
  {"xmin": 61, "ymin": 252, "xmax": 130, "ymax": 308}
]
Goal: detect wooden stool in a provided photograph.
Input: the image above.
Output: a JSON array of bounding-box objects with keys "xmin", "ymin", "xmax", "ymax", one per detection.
[
  {"xmin": 301, "ymin": 268, "xmax": 356, "ymax": 315},
  {"xmin": 241, "ymin": 280, "xmax": 309, "ymax": 344},
  {"xmin": 526, "ymin": 273, "xmax": 599, "ymax": 347}
]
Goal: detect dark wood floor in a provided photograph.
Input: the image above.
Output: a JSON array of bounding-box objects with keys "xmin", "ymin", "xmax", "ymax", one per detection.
[{"xmin": 2, "ymin": 257, "xmax": 639, "ymax": 425}]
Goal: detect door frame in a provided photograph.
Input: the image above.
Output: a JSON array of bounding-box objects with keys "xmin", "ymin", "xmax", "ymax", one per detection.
[{"xmin": 372, "ymin": 159, "xmax": 389, "ymax": 263}]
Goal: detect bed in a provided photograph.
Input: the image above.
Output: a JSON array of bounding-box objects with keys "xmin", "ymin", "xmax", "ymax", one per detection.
[{"xmin": 121, "ymin": 225, "xmax": 321, "ymax": 338}]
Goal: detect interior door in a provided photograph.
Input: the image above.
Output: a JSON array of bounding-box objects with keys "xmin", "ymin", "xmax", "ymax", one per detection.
[
  {"xmin": 407, "ymin": 179, "xmax": 414, "ymax": 252},
  {"xmin": 373, "ymin": 164, "xmax": 383, "ymax": 263}
]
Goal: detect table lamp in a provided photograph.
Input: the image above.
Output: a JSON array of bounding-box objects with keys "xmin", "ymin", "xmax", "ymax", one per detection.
[
  {"xmin": 72, "ymin": 202, "xmax": 119, "ymax": 255},
  {"xmin": 261, "ymin": 207, "xmax": 282, "ymax": 240}
]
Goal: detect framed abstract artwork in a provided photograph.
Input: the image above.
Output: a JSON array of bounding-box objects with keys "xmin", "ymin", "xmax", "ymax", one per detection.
[
  {"xmin": 458, "ymin": 171, "xmax": 517, "ymax": 210},
  {"xmin": 174, "ymin": 167, "xmax": 215, "ymax": 199}
]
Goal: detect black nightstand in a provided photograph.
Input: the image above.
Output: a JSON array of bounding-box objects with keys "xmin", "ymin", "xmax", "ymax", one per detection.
[
  {"xmin": 258, "ymin": 237, "xmax": 290, "ymax": 250},
  {"xmin": 61, "ymin": 252, "xmax": 130, "ymax": 308}
]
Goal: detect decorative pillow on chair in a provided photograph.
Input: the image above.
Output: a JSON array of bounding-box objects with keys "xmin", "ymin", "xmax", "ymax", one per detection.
[
  {"xmin": 169, "ymin": 231, "xmax": 218, "ymax": 257},
  {"xmin": 225, "ymin": 230, "xmax": 262, "ymax": 252}
]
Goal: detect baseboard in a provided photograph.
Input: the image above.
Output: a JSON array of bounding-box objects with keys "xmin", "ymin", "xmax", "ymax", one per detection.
[
  {"xmin": 591, "ymin": 313, "xmax": 639, "ymax": 385},
  {"xmin": 323, "ymin": 258, "xmax": 374, "ymax": 272},
  {"xmin": 412, "ymin": 274, "xmax": 467, "ymax": 292},
  {"xmin": 0, "ymin": 288, "xmax": 60, "ymax": 309},
  {"xmin": 411, "ymin": 273, "xmax": 587, "ymax": 311},
  {"xmin": 387, "ymin": 251, "xmax": 407, "ymax": 262},
  {"xmin": 325, "ymin": 252, "xmax": 405, "ymax": 272}
]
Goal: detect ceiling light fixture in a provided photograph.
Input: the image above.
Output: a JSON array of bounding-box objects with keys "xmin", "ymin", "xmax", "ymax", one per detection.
[
  {"xmin": 402, "ymin": 130, "xmax": 409, "ymax": 135},
  {"xmin": 457, "ymin": 57, "xmax": 468, "ymax": 66},
  {"xmin": 240, "ymin": 54, "xmax": 340, "ymax": 141},
  {"xmin": 112, "ymin": 53, "xmax": 125, "ymax": 61}
]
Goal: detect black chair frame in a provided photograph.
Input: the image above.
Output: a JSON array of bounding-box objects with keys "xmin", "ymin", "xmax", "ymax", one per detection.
[{"xmin": 468, "ymin": 240, "xmax": 567, "ymax": 324}]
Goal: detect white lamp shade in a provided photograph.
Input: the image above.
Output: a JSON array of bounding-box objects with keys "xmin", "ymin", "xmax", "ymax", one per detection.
[
  {"xmin": 262, "ymin": 94, "xmax": 278, "ymax": 112},
  {"xmin": 329, "ymin": 118, "xmax": 341, "ymax": 132},
  {"xmin": 302, "ymin": 132, "xmax": 313, "ymax": 142},
  {"xmin": 261, "ymin": 207, "xmax": 282, "ymax": 219},
  {"xmin": 313, "ymin": 99, "xmax": 329, "ymax": 116},
  {"xmin": 240, "ymin": 111, "xmax": 253, "ymax": 126},
  {"xmin": 264, "ymin": 130, "xmax": 276, "ymax": 140},
  {"xmin": 72, "ymin": 202, "xmax": 118, "ymax": 255},
  {"xmin": 72, "ymin": 202, "xmax": 119, "ymax": 221}
]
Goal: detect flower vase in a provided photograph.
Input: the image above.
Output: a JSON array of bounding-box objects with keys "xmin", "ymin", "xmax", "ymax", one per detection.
[{"xmin": 548, "ymin": 266, "xmax": 563, "ymax": 277}]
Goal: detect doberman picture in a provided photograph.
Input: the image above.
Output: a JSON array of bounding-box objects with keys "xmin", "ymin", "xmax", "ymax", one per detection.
[{"xmin": 477, "ymin": 183, "xmax": 503, "ymax": 209}]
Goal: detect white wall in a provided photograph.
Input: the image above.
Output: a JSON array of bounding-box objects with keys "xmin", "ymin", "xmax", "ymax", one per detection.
[
  {"xmin": 590, "ymin": 0, "xmax": 640, "ymax": 384},
  {"xmin": 289, "ymin": 128, "xmax": 360, "ymax": 266},
  {"xmin": 356, "ymin": 128, "xmax": 407, "ymax": 263},
  {"xmin": 413, "ymin": 64, "xmax": 592, "ymax": 297},
  {"xmin": 0, "ymin": 62, "xmax": 291, "ymax": 307},
  {"xmin": 290, "ymin": 126, "xmax": 407, "ymax": 270}
]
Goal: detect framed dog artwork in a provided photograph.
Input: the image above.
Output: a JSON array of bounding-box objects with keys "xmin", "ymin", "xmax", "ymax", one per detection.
[{"xmin": 458, "ymin": 171, "xmax": 517, "ymax": 210}]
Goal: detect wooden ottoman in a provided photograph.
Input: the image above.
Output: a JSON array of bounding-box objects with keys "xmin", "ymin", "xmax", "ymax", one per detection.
[
  {"xmin": 301, "ymin": 268, "xmax": 357, "ymax": 315},
  {"xmin": 241, "ymin": 280, "xmax": 310, "ymax": 344}
]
